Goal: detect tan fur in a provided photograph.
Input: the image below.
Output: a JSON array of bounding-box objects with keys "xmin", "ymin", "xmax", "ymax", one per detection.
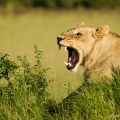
[{"xmin": 57, "ymin": 22, "xmax": 120, "ymax": 81}]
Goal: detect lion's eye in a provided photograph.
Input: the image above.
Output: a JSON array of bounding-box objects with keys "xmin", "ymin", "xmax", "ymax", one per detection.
[{"xmin": 76, "ymin": 33, "xmax": 82, "ymax": 36}]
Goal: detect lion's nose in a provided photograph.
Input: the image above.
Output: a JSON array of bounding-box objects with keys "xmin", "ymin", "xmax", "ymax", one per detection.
[{"xmin": 57, "ymin": 36, "xmax": 65, "ymax": 44}]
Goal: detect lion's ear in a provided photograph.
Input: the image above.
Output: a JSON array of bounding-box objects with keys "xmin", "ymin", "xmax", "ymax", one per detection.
[
  {"xmin": 97, "ymin": 25, "xmax": 109, "ymax": 36},
  {"xmin": 78, "ymin": 22, "xmax": 85, "ymax": 27}
]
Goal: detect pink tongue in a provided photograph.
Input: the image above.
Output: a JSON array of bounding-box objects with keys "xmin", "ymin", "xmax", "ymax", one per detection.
[{"xmin": 69, "ymin": 51, "xmax": 76, "ymax": 64}]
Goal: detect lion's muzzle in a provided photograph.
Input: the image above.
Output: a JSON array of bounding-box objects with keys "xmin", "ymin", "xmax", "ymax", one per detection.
[{"xmin": 57, "ymin": 35, "xmax": 65, "ymax": 44}]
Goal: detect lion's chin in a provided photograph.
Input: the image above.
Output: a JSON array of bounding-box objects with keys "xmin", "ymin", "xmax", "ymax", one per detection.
[{"xmin": 70, "ymin": 63, "xmax": 80, "ymax": 72}]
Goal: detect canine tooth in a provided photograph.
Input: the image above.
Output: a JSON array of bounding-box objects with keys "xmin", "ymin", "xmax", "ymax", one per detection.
[
  {"xmin": 68, "ymin": 63, "xmax": 72, "ymax": 66},
  {"xmin": 65, "ymin": 47, "xmax": 67, "ymax": 52},
  {"xmin": 59, "ymin": 45, "xmax": 61, "ymax": 50},
  {"xmin": 64, "ymin": 62, "xmax": 68, "ymax": 66}
]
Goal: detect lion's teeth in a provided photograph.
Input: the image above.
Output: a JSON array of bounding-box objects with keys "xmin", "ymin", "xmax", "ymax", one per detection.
[
  {"xmin": 64, "ymin": 62, "xmax": 68, "ymax": 66},
  {"xmin": 59, "ymin": 45, "xmax": 61, "ymax": 50},
  {"xmin": 68, "ymin": 63, "xmax": 72, "ymax": 66},
  {"xmin": 65, "ymin": 47, "xmax": 67, "ymax": 52},
  {"xmin": 64, "ymin": 62, "xmax": 72, "ymax": 67}
]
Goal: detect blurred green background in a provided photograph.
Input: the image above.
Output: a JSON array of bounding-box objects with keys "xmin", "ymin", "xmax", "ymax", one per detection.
[
  {"xmin": 0, "ymin": 0, "xmax": 120, "ymax": 9},
  {"xmin": 0, "ymin": 0, "xmax": 120, "ymax": 101}
]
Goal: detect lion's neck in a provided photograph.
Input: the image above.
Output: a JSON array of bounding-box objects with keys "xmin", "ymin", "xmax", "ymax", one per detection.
[{"xmin": 83, "ymin": 34, "xmax": 118, "ymax": 78}]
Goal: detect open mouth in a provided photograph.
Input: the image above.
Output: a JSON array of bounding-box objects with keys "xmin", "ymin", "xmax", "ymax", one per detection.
[
  {"xmin": 66, "ymin": 47, "xmax": 79, "ymax": 70},
  {"xmin": 59, "ymin": 45, "xmax": 79, "ymax": 70}
]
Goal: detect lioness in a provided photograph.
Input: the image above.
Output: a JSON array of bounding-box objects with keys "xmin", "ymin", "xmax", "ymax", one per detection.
[{"xmin": 57, "ymin": 22, "xmax": 120, "ymax": 81}]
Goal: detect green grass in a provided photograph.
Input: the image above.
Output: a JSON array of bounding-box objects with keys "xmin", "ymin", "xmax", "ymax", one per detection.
[
  {"xmin": 0, "ymin": 24, "xmax": 120, "ymax": 120},
  {"xmin": 0, "ymin": 8, "xmax": 120, "ymax": 101},
  {"xmin": 0, "ymin": 47, "xmax": 120, "ymax": 120}
]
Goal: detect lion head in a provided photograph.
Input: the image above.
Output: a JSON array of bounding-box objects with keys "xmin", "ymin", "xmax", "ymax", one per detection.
[{"xmin": 57, "ymin": 22, "xmax": 109, "ymax": 72}]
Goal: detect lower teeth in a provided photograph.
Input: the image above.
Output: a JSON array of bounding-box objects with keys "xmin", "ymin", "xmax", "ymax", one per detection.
[
  {"xmin": 64, "ymin": 62, "xmax": 72, "ymax": 67},
  {"xmin": 64, "ymin": 62, "xmax": 68, "ymax": 65},
  {"xmin": 68, "ymin": 63, "xmax": 72, "ymax": 66}
]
